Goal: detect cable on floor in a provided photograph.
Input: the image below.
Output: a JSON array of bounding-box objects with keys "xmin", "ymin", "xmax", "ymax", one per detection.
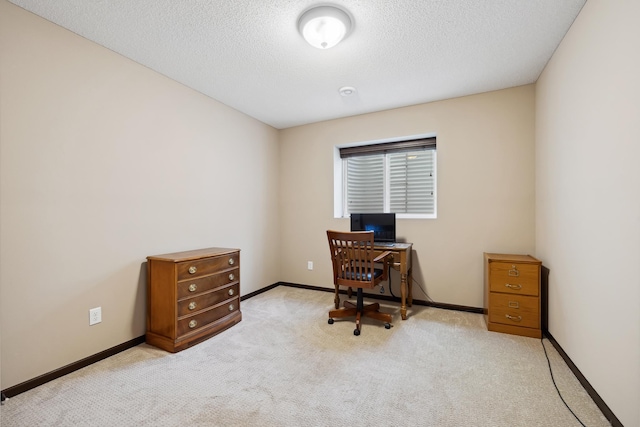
[
  {"xmin": 413, "ymin": 276, "xmax": 433, "ymax": 302},
  {"xmin": 383, "ymin": 269, "xmax": 433, "ymax": 303},
  {"xmin": 541, "ymin": 337, "xmax": 587, "ymax": 427},
  {"xmin": 386, "ymin": 274, "xmax": 588, "ymax": 426}
]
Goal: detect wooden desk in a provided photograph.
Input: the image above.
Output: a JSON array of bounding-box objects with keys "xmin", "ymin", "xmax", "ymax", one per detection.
[{"xmin": 334, "ymin": 242, "xmax": 413, "ymax": 320}]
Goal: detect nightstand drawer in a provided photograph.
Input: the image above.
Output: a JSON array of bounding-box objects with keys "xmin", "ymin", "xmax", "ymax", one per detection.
[
  {"xmin": 489, "ymin": 293, "xmax": 539, "ymax": 329},
  {"xmin": 489, "ymin": 262, "xmax": 539, "ymax": 296}
]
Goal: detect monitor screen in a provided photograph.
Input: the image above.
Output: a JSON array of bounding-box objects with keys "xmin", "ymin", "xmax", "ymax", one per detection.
[{"xmin": 350, "ymin": 213, "xmax": 396, "ymax": 243}]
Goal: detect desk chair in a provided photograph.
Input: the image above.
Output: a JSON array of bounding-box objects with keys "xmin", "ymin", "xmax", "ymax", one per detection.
[{"xmin": 326, "ymin": 230, "xmax": 393, "ymax": 336}]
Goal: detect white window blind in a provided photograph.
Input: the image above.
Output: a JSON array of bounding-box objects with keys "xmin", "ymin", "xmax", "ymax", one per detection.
[
  {"xmin": 340, "ymin": 137, "xmax": 436, "ymax": 217},
  {"xmin": 344, "ymin": 154, "xmax": 384, "ymax": 213},
  {"xmin": 389, "ymin": 150, "xmax": 435, "ymax": 214}
]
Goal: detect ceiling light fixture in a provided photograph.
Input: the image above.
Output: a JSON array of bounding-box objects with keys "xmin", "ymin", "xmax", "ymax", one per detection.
[{"xmin": 298, "ymin": 5, "xmax": 353, "ymax": 49}]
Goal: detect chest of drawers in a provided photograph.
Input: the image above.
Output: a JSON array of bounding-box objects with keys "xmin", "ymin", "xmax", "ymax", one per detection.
[
  {"xmin": 146, "ymin": 247, "xmax": 241, "ymax": 352},
  {"xmin": 484, "ymin": 253, "xmax": 542, "ymax": 338}
]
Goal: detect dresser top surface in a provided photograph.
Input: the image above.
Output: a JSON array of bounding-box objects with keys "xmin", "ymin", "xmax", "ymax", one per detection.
[{"xmin": 147, "ymin": 247, "xmax": 240, "ymax": 262}]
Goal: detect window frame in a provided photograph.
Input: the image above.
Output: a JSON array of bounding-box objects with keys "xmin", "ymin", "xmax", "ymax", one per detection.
[{"xmin": 334, "ymin": 133, "xmax": 437, "ymax": 219}]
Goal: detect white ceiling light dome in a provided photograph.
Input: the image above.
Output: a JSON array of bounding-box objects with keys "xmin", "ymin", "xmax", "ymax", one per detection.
[{"xmin": 298, "ymin": 5, "xmax": 353, "ymax": 49}]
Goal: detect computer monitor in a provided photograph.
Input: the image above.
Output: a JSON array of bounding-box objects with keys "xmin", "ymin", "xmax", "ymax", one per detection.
[{"xmin": 350, "ymin": 213, "xmax": 396, "ymax": 243}]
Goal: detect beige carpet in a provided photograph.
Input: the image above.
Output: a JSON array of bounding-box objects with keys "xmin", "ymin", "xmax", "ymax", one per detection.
[{"xmin": 1, "ymin": 286, "xmax": 610, "ymax": 426}]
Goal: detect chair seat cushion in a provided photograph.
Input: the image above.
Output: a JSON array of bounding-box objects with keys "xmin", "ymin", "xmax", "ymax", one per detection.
[{"xmin": 341, "ymin": 268, "xmax": 384, "ymax": 282}]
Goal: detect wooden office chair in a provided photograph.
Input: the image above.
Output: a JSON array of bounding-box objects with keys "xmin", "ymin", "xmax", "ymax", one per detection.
[{"xmin": 326, "ymin": 230, "xmax": 393, "ymax": 336}]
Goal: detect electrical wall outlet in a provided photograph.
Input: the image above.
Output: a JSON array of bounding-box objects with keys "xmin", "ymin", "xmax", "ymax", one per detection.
[
  {"xmin": 307, "ymin": 261, "xmax": 313, "ymax": 270},
  {"xmin": 89, "ymin": 307, "xmax": 102, "ymax": 325}
]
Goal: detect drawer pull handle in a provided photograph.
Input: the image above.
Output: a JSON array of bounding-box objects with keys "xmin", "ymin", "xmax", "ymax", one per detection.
[
  {"xmin": 188, "ymin": 284, "xmax": 198, "ymax": 292},
  {"xmin": 508, "ymin": 301, "xmax": 519, "ymax": 309},
  {"xmin": 229, "ymin": 304, "xmax": 235, "ymax": 311},
  {"xmin": 188, "ymin": 302, "xmax": 197, "ymax": 310},
  {"xmin": 228, "ymin": 288, "xmax": 234, "ymax": 296},
  {"xmin": 505, "ymin": 314, "xmax": 522, "ymax": 322},
  {"xmin": 188, "ymin": 266, "xmax": 197, "ymax": 274},
  {"xmin": 189, "ymin": 320, "xmax": 198, "ymax": 328},
  {"xmin": 229, "ymin": 273, "xmax": 235, "ymax": 281},
  {"xmin": 228, "ymin": 258, "xmax": 235, "ymax": 265},
  {"xmin": 505, "ymin": 283, "xmax": 522, "ymax": 290},
  {"xmin": 508, "ymin": 266, "xmax": 519, "ymax": 277}
]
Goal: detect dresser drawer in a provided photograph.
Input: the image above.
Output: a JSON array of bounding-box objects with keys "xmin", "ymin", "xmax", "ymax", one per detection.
[
  {"xmin": 177, "ymin": 284, "xmax": 239, "ymax": 317},
  {"xmin": 489, "ymin": 262, "xmax": 539, "ymax": 296},
  {"xmin": 177, "ymin": 252, "xmax": 239, "ymax": 281},
  {"xmin": 489, "ymin": 293, "xmax": 539, "ymax": 329},
  {"xmin": 177, "ymin": 267, "xmax": 239, "ymax": 299},
  {"xmin": 177, "ymin": 297, "xmax": 240, "ymax": 337}
]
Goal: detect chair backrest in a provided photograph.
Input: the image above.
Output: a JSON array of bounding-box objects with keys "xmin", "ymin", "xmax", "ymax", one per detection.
[{"xmin": 327, "ymin": 230, "xmax": 384, "ymax": 290}]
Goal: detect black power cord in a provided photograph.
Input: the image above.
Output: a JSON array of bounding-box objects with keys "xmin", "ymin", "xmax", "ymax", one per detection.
[
  {"xmin": 412, "ymin": 276, "xmax": 433, "ymax": 302},
  {"xmin": 388, "ymin": 265, "xmax": 396, "ymax": 299},
  {"xmin": 541, "ymin": 338, "xmax": 587, "ymax": 427},
  {"xmin": 383, "ymin": 273, "xmax": 589, "ymax": 426},
  {"xmin": 383, "ymin": 267, "xmax": 433, "ymax": 302}
]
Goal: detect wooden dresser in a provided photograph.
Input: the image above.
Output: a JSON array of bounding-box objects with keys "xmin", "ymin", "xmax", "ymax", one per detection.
[
  {"xmin": 146, "ymin": 247, "xmax": 241, "ymax": 352},
  {"xmin": 484, "ymin": 253, "xmax": 542, "ymax": 338}
]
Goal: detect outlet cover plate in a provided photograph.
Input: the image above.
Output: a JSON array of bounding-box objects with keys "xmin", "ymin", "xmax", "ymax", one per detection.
[{"xmin": 89, "ymin": 307, "xmax": 102, "ymax": 325}]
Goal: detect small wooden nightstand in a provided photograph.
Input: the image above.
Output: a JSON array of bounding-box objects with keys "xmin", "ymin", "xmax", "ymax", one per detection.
[{"xmin": 484, "ymin": 253, "xmax": 542, "ymax": 338}]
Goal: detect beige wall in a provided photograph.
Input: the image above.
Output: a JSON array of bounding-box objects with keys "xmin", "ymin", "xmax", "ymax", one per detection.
[
  {"xmin": 5, "ymin": 1, "xmax": 635, "ymax": 424},
  {"xmin": 535, "ymin": 1, "xmax": 640, "ymax": 425},
  {"xmin": 0, "ymin": 1, "xmax": 280, "ymax": 389},
  {"xmin": 279, "ymin": 85, "xmax": 536, "ymax": 307}
]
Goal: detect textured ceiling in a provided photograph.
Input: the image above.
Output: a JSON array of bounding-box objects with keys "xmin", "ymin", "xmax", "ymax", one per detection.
[{"xmin": 8, "ymin": 0, "xmax": 586, "ymax": 129}]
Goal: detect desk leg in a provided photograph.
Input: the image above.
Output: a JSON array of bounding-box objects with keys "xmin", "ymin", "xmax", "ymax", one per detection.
[
  {"xmin": 334, "ymin": 285, "xmax": 340, "ymax": 309},
  {"xmin": 400, "ymin": 273, "xmax": 408, "ymax": 320},
  {"xmin": 407, "ymin": 268, "xmax": 413, "ymax": 307}
]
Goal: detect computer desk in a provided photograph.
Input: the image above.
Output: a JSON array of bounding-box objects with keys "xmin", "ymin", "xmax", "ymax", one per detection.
[
  {"xmin": 335, "ymin": 242, "xmax": 413, "ymax": 320},
  {"xmin": 377, "ymin": 242, "xmax": 413, "ymax": 320}
]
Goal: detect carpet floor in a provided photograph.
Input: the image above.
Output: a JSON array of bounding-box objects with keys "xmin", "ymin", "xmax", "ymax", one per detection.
[{"xmin": 0, "ymin": 286, "xmax": 610, "ymax": 426}]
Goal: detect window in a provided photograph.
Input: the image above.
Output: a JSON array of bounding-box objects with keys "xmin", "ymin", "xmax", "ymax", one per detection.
[{"xmin": 336, "ymin": 136, "xmax": 437, "ymax": 219}]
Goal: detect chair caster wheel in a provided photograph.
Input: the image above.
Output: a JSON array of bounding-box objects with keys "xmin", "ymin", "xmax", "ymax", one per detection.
[
  {"xmin": 385, "ymin": 323, "xmax": 391, "ymax": 329},
  {"xmin": 354, "ymin": 329, "xmax": 360, "ymax": 336},
  {"xmin": 328, "ymin": 318, "xmax": 334, "ymax": 325}
]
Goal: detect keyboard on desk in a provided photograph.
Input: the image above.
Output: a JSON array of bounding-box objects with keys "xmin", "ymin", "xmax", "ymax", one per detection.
[{"xmin": 375, "ymin": 242, "xmax": 396, "ymax": 247}]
